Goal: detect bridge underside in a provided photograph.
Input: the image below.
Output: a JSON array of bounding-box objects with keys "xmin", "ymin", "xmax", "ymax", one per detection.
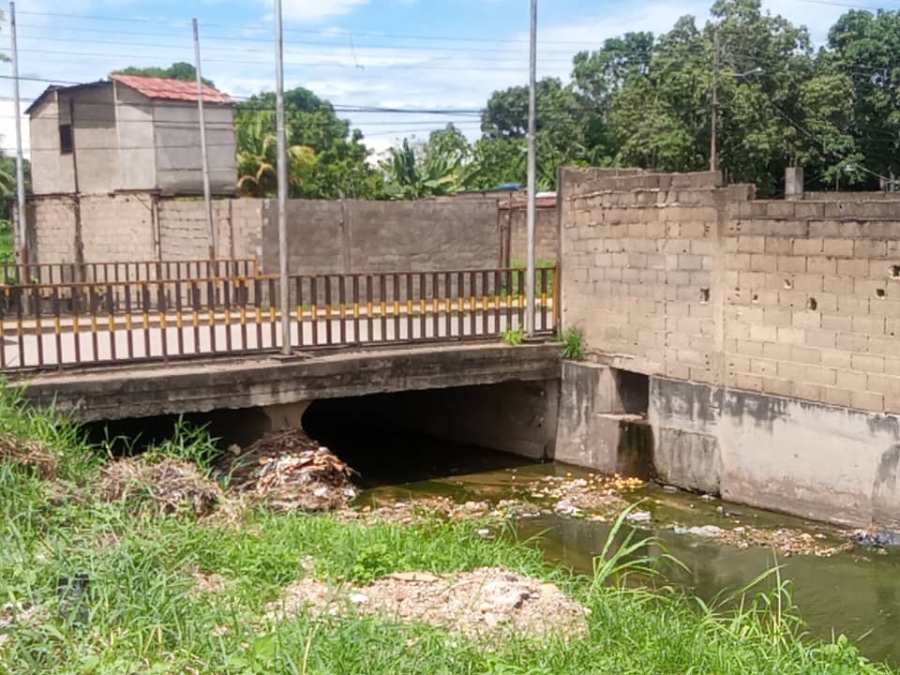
[{"xmin": 20, "ymin": 343, "xmax": 561, "ymax": 423}]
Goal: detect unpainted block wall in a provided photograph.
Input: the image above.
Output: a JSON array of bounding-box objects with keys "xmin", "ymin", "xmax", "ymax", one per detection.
[{"xmin": 560, "ymin": 168, "xmax": 900, "ymax": 417}]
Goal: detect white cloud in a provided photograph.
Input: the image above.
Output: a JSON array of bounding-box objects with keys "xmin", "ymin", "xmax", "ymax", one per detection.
[{"xmin": 279, "ymin": 0, "xmax": 369, "ymax": 23}]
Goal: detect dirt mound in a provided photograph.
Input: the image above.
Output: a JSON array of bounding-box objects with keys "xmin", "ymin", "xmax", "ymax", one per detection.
[
  {"xmin": 267, "ymin": 567, "xmax": 588, "ymax": 641},
  {"xmin": 219, "ymin": 431, "xmax": 357, "ymax": 512},
  {"xmin": 0, "ymin": 434, "xmax": 58, "ymax": 479},
  {"xmin": 100, "ymin": 457, "xmax": 222, "ymax": 516}
]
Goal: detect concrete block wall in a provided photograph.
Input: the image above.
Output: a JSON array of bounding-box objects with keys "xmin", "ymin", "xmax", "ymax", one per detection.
[
  {"xmin": 80, "ymin": 194, "xmax": 156, "ymax": 262},
  {"xmin": 26, "ymin": 197, "xmax": 79, "ymax": 264},
  {"xmin": 157, "ymin": 198, "xmax": 261, "ymax": 261},
  {"xmin": 560, "ymin": 167, "xmax": 900, "ymax": 417}
]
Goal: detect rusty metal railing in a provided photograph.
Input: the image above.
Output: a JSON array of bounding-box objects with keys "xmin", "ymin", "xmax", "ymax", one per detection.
[
  {"xmin": 0, "ymin": 266, "xmax": 558, "ymax": 372},
  {"xmin": 0, "ymin": 258, "xmax": 258, "ymax": 286}
]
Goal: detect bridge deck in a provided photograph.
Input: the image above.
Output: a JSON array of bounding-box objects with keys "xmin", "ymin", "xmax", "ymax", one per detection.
[{"xmin": 20, "ymin": 342, "xmax": 563, "ymax": 421}]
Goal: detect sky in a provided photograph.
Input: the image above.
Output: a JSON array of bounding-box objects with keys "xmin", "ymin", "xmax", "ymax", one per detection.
[{"xmin": 0, "ymin": 0, "xmax": 891, "ymax": 159}]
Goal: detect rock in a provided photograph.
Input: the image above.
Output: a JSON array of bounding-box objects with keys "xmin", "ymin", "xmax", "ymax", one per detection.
[
  {"xmin": 554, "ymin": 500, "xmax": 581, "ymax": 517},
  {"xmin": 626, "ymin": 510, "xmax": 652, "ymax": 523},
  {"xmin": 349, "ymin": 593, "xmax": 369, "ymax": 605}
]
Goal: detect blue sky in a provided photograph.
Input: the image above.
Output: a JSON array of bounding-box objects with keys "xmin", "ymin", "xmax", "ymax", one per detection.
[{"xmin": 2, "ymin": 0, "xmax": 889, "ymax": 157}]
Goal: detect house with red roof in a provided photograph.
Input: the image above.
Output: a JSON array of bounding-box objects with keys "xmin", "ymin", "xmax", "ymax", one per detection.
[{"xmin": 26, "ymin": 74, "xmax": 236, "ymax": 196}]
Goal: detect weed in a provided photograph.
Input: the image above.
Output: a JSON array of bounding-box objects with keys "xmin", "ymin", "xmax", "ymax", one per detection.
[
  {"xmin": 559, "ymin": 326, "xmax": 585, "ymax": 361},
  {"xmin": 501, "ymin": 328, "xmax": 525, "ymax": 346},
  {"xmin": 143, "ymin": 418, "xmax": 221, "ymax": 475}
]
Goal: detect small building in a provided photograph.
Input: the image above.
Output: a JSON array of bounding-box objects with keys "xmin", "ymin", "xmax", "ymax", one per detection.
[{"xmin": 26, "ymin": 74, "xmax": 237, "ymax": 196}]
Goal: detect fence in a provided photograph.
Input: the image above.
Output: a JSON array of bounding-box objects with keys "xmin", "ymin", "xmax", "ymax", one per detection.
[
  {"xmin": 0, "ymin": 258, "xmax": 258, "ymax": 286},
  {"xmin": 0, "ymin": 266, "xmax": 559, "ymax": 371}
]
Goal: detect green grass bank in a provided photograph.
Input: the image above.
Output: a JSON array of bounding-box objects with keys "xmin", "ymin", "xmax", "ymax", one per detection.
[{"xmin": 0, "ymin": 387, "xmax": 892, "ymax": 674}]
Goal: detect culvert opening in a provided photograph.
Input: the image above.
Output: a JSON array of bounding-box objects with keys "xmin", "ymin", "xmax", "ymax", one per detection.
[{"xmin": 302, "ymin": 384, "xmax": 547, "ymax": 488}]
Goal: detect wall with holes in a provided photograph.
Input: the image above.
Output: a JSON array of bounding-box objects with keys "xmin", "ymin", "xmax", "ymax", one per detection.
[{"xmin": 560, "ymin": 167, "xmax": 900, "ymax": 417}]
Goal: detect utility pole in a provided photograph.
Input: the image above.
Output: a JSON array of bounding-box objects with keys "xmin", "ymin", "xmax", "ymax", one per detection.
[
  {"xmin": 710, "ymin": 27, "xmax": 719, "ymax": 173},
  {"xmin": 525, "ymin": 0, "xmax": 537, "ymax": 337},
  {"xmin": 9, "ymin": 2, "xmax": 26, "ymax": 265},
  {"xmin": 274, "ymin": 0, "xmax": 290, "ymax": 355},
  {"xmin": 192, "ymin": 18, "xmax": 216, "ymax": 260}
]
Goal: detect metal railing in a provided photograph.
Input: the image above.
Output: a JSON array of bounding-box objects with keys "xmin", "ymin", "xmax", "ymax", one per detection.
[
  {"xmin": 0, "ymin": 266, "xmax": 559, "ymax": 371},
  {"xmin": 0, "ymin": 258, "xmax": 258, "ymax": 286}
]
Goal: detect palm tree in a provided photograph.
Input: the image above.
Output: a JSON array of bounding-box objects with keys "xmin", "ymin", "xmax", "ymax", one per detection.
[{"xmin": 235, "ymin": 112, "xmax": 315, "ymax": 197}]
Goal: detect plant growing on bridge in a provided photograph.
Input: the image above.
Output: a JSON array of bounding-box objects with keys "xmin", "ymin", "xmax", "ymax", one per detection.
[
  {"xmin": 560, "ymin": 326, "xmax": 585, "ymax": 361},
  {"xmin": 501, "ymin": 328, "xmax": 525, "ymax": 346}
]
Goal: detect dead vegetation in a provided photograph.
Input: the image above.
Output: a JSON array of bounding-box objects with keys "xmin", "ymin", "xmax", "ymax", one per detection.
[
  {"xmin": 99, "ymin": 457, "xmax": 222, "ymax": 517},
  {"xmin": 218, "ymin": 431, "xmax": 358, "ymax": 512},
  {"xmin": 266, "ymin": 567, "xmax": 588, "ymax": 640},
  {"xmin": 0, "ymin": 434, "xmax": 58, "ymax": 479}
]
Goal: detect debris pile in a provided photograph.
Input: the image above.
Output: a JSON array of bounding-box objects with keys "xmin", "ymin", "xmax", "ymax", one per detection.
[
  {"xmin": 525, "ymin": 474, "xmax": 643, "ymax": 519},
  {"xmin": 100, "ymin": 457, "xmax": 222, "ymax": 517},
  {"xmin": 674, "ymin": 523, "xmax": 853, "ymax": 557},
  {"xmin": 342, "ymin": 497, "xmax": 492, "ymax": 525},
  {"xmin": 852, "ymin": 530, "xmax": 900, "ymax": 549},
  {"xmin": 0, "ymin": 434, "xmax": 58, "ymax": 479},
  {"xmin": 266, "ymin": 567, "xmax": 589, "ymax": 640},
  {"xmin": 220, "ymin": 431, "xmax": 358, "ymax": 512}
]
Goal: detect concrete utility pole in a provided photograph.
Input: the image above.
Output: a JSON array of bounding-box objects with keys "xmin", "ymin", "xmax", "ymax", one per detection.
[
  {"xmin": 525, "ymin": 0, "xmax": 537, "ymax": 337},
  {"xmin": 274, "ymin": 0, "xmax": 290, "ymax": 355},
  {"xmin": 9, "ymin": 2, "xmax": 26, "ymax": 264},
  {"xmin": 710, "ymin": 27, "xmax": 719, "ymax": 173},
  {"xmin": 192, "ymin": 18, "xmax": 216, "ymax": 261}
]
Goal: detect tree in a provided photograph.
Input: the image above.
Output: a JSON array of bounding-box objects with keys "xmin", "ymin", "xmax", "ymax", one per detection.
[
  {"xmin": 381, "ymin": 126, "xmax": 469, "ymax": 199},
  {"xmin": 235, "ymin": 87, "xmax": 381, "ymax": 199},
  {"xmin": 112, "ymin": 62, "xmax": 214, "ymax": 87},
  {"xmin": 820, "ymin": 10, "xmax": 900, "ymax": 187}
]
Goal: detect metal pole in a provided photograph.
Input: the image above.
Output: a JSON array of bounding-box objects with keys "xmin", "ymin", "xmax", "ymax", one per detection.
[
  {"xmin": 9, "ymin": 2, "xmax": 26, "ymax": 264},
  {"xmin": 525, "ymin": 0, "xmax": 537, "ymax": 337},
  {"xmin": 192, "ymin": 18, "xmax": 216, "ymax": 260},
  {"xmin": 710, "ymin": 27, "xmax": 719, "ymax": 173},
  {"xmin": 274, "ymin": 0, "xmax": 290, "ymax": 355}
]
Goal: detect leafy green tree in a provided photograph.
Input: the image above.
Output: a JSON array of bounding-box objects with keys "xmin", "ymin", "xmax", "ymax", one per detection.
[
  {"xmin": 112, "ymin": 62, "xmax": 214, "ymax": 87},
  {"xmin": 235, "ymin": 87, "xmax": 381, "ymax": 199},
  {"xmin": 381, "ymin": 127, "xmax": 468, "ymax": 199},
  {"xmin": 820, "ymin": 9, "xmax": 900, "ymax": 187}
]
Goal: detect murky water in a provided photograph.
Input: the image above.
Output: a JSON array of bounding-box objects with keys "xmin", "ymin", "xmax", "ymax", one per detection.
[{"xmin": 304, "ymin": 418, "xmax": 900, "ymax": 667}]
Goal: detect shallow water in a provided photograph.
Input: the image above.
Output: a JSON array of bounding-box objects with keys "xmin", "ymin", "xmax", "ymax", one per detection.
[{"xmin": 307, "ymin": 422, "xmax": 900, "ymax": 666}]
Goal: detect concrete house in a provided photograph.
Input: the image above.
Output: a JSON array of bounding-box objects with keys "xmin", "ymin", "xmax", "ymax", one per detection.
[{"xmin": 26, "ymin": 74, "xmax": 237, "ymax": 196}]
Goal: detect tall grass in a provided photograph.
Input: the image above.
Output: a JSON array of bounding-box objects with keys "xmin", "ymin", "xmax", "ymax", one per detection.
[{"xmin": 0, "ymin": 387, "xmax": 892, "ymax": 674}]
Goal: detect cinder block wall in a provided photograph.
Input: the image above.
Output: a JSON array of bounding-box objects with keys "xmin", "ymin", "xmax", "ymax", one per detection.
[{"xmin": 560, "ymin": 167, "xmax": 900, "ymax": 417}]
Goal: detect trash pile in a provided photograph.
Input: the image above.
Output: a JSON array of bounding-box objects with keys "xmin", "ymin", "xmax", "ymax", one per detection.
[
  {"xmin": 524, "ymin": 473, "xmax": 643, "ymax": 520},
  {"xmin": 266, "ymin": 567, "xmax": 589, "ymax": 640},
  {"xmin": 0, "ymin": 434, "xmax": 58, "ymax": 479},
  {"xmin": 100, "ymin": 457, "xmax": 222, "ymax": 517},
  {"xmin": 673, "ymin": 523, "xmax": 854, "ymax": 557},
  {"xmin": 219, "ymin": 431, "xmax": 358, "ymax": 512}
]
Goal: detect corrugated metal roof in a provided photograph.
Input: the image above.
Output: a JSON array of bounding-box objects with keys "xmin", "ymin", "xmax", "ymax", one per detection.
[{"xmin": 110, "ymin": 74, "xmax": 231, "ymax": 104}]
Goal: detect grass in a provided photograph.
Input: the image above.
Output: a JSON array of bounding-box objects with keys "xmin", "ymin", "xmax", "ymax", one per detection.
[
  {"xmin": 500, "ymin": 328, "xmax": 525, "ymax": 346},
  {"xmin": 560, "ymin": 325, "xmax": 585, "ymax": 360},
  {"xmin": 0, "ymin": 386, "xmax": 893, "ymax": 674}
]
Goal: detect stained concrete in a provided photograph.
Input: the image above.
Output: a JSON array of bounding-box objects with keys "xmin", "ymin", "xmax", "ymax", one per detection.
[
  {"xmin": 554, "ymin": 361, "xmax": 652, "ymax": 476},
  {"xmin": 649, "ymin": 376, "xmax": 900, "ymax": 528},
  {"xmin": 20, "ymin": 343, "xmax": 561, "ymax": 423}
]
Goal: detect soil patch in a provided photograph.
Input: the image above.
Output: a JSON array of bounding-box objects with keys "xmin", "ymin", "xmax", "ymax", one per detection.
[
  {"xmin": 219, "ymin": 431, "xmax": 357, "ymax": 512},
  {"xmin": 266, "ymin": 567, "xmax": 588, "ymax": 640},
  {"xmin": 0, "ymin": 434, "xmax": 58, "ymax": 479},
  {"xmin": 100, "ymin": 457, "xmax": 222, "ymax": 517}
]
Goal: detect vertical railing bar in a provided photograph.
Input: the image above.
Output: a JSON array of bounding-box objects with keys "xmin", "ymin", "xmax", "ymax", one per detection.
[
  {"xmin": 223, "ymin": 278, "xmax": 233, "ymax": 354},
  {"xmin": 481, "ymin": 270, "xmax": 489, "ymax": 337},
  {"xmin": 295, "ymin": 276, "xmax": 304, "ymax": 349},
  {"xmin": 432, "ymin": 273, "xmax": 439, "ymax": 340},
  {"xmin": 405, "ymin": 274, "xmax": 413, "ymax": 341},
  {"xmin": 392, "ymin": 273, "xmax": 400, "ymax": 343},
  {"xmin": 52, "ymin": 286, "xmax": 62, "ymax": 369},
  {"xmin": 366, "ymin": 274, "xmax": 373, "ymax": 344},
  {"xmin": 379, "ymin": 274, "xmax": 387, "ymax": 343},
  {"xmin": 311, "ymin": 276, "xmax": 319, "ymax": 347},
  {"xmin": 175, "ymin": 279, "xmax": 185, "ymax": 357},
  {"xmin": 456, "ymin": 271, "xmax": 464, "ymax": 338},
  {"xmin": 339, "ymin": 275, "xmax": 347, "ymax": 345},
  {"xmin": 268, "ymin": 277, "xmax": 277, "ymax": 350},
  {"xmin": 239, "ymin": 277, "xmax": 248, "ymax": 352},
  {"xmin": 327, "ymin": 275, "xmax": 335, "ymax": 346},
  {"xmin": 105, "ymin": 284, "xmax": 116, "ymax": 362},
  {"xmin": 122, "ymin": 282, "xmax": 133, "ymax": 360}
]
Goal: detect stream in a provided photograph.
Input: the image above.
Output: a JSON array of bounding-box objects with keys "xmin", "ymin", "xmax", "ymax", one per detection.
[{"xmin": 306, "ymin": 420, "xmax": 900, "ymax": 667}]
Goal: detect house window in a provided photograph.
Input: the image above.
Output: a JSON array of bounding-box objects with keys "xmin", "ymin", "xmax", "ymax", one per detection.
[{"xmin": 59, "ymin": 124, "xmax": 73, "ymax": 154}]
